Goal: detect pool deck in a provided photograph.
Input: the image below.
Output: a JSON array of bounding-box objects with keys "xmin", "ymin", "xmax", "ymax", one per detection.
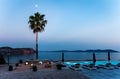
[
  {"xmin": 0, "ymin": 64, "xmax": 90, "ymax": 79},
  {"xmin": 1, "ymin": 63, "xmax": 120, "ymax": 79},
  {"xmin": 81, "ymin": 68, "xmax": 120, "ymax": 79},
  {"xmin": 64, "ymin": 61, "xmax": 120, "ymax": 79}
]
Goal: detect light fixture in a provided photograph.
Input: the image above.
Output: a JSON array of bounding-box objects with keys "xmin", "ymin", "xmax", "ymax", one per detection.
[
  {"xmin": 39, "ymin": 61, "xmax": 42, "ymax": 64},
  {"xmin": 25, "ymin": 61, "xmax": 28, "ymax": 65},
  {"xmin": 31, "ymin": 64, "xmax": 33, "ymax": 66}
]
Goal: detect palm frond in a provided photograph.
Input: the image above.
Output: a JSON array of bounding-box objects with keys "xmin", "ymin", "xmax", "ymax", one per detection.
[
  {"xmin": 29, "ymin": 16, "xmax": 35, "ymax": 20},
  {"xmin": 28, "ymin": 12, "xmax": 47, "ymax": 33}
]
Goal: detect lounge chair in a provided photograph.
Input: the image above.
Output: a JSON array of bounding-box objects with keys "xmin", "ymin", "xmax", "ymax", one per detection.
[
  {"xmin": 114, "ymin": 63, "xmax": 120, "ymax": 69},
  {"xmin": 82, "ymin": 64, "xmax": 96, "ymax": 70},
  {"xmin": 103, "ymin": 63, "xmax": 114, "ymax": 70},
  {"xmin": 96, "ymin": 64, "xmax": 105, "ymax": 69},
  {"xmin": 69, "ymin": 64, "xmax": 82, "ymax": 71}
]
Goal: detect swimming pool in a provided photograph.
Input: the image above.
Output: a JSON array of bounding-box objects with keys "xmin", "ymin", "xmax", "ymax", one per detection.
[{"xmin": 64, "ymin": 61, "xmax": 120, "ymax": 66}]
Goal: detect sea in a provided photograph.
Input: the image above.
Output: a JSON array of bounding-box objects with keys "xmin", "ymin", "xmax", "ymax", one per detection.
[{"xmin": 4, "ymin": 51, "xmax": 120, "ymax": 63}]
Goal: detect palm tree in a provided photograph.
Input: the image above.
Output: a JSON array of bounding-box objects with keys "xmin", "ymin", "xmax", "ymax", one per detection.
[{"xmin": 28, "ymin": 12, "xmax": 47, "ymax": 60}]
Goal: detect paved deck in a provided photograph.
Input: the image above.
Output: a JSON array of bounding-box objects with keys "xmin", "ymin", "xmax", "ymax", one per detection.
[
  {"xmin": 2, "ymin": 64, "xmax": 120, "ymax": 79},
  {"xmin": 81, "ymin": 68, "xmax": 120, "ymax": 79},
  {"xmin": 0, "ymin": 64, "xmax": 90, "ymax": 79}
]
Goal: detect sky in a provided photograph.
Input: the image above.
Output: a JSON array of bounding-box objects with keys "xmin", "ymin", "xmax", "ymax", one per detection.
[{"xmin": 0, "ymin": 0, "xmax": 120, "ymax": 51}]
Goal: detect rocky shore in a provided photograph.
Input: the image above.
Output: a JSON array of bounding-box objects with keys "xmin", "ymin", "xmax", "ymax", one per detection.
[{"xmin": 0, "ymin": 47, "xmax": 35, "ymax": 55}]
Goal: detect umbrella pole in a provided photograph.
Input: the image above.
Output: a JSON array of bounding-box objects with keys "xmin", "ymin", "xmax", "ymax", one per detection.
[
  {"xmin": 108, "ymin": 51, "xmax": 110, "ymax": 63},
  {"xmin": 93, "ymin": 52, "xmax": 96, "ymax": 66},
  {"xmin": 62, "ymin": 52, "xmax": 64, "ymax": 62}
]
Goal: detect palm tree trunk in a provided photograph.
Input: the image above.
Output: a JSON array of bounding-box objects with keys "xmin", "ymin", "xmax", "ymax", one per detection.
[{"xmin": 36, "ymin": 32, "xmax": 38, "ymax": 60}]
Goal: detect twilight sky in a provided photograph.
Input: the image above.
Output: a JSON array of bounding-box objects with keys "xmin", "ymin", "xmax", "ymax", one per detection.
[{"xmin": 0, "ymin": 0, "xmax": 120, "ymax": 51}]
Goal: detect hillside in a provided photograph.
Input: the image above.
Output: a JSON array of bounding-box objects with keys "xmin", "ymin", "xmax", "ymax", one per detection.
[{"xmin": 0, "ymin": 47, "xmax": 35, "ymax": 55}]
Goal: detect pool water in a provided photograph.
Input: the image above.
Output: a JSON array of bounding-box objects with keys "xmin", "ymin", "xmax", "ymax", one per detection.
[{"xmin": 64, "ymin": 61, "xmax": 120, "ymax": 66}]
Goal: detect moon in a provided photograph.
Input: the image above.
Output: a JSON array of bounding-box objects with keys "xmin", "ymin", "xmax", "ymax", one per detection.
[{"xmin": 35, "ymin": 4, "xmax": 38, "ymax": 8}]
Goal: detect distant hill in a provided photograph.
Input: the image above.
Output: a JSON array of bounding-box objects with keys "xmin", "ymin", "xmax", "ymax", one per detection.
[
  {"xmin": 71, "ymin": 49, "xmax": 118, "ymax": 52},
  {"xmin": 43, "ymin": 49, "xmax": 118, "ymax": 53},
  {"xmin": 0, "ymin": 46, "xmax": 35, "ymax": 55}
]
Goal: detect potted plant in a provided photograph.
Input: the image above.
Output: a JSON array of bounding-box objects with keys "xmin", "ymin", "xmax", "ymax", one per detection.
[
  {"xmin": 32, "ymin": 65, "xmax": 37, "ymax": 72},
  {"xmin": 56, "ymin": 64, "xmax": 62, "ymax": 70},
  {"xmin": 19, "ymin": 59, "xmax": 23, "ymax": 64},
  {"xmin": 15, "ymin": 63, "xmax": 19, "ymax": 67},
  {"xmin": 9, "ymin": 65, "xmax": 13, "ymax": 71}
]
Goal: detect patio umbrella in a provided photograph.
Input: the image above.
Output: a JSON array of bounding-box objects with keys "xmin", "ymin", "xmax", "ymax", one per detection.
[
  {"xmin": 93, "ymin": 52, "xmax": 96, "ymax": 66},
  {"xmin": 108, "ymin": 51, "xmax": 110, "ymax": 63},
  {"xmin": 62, "ymin": 52, "xmax": 64, "ymax": 62}
]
